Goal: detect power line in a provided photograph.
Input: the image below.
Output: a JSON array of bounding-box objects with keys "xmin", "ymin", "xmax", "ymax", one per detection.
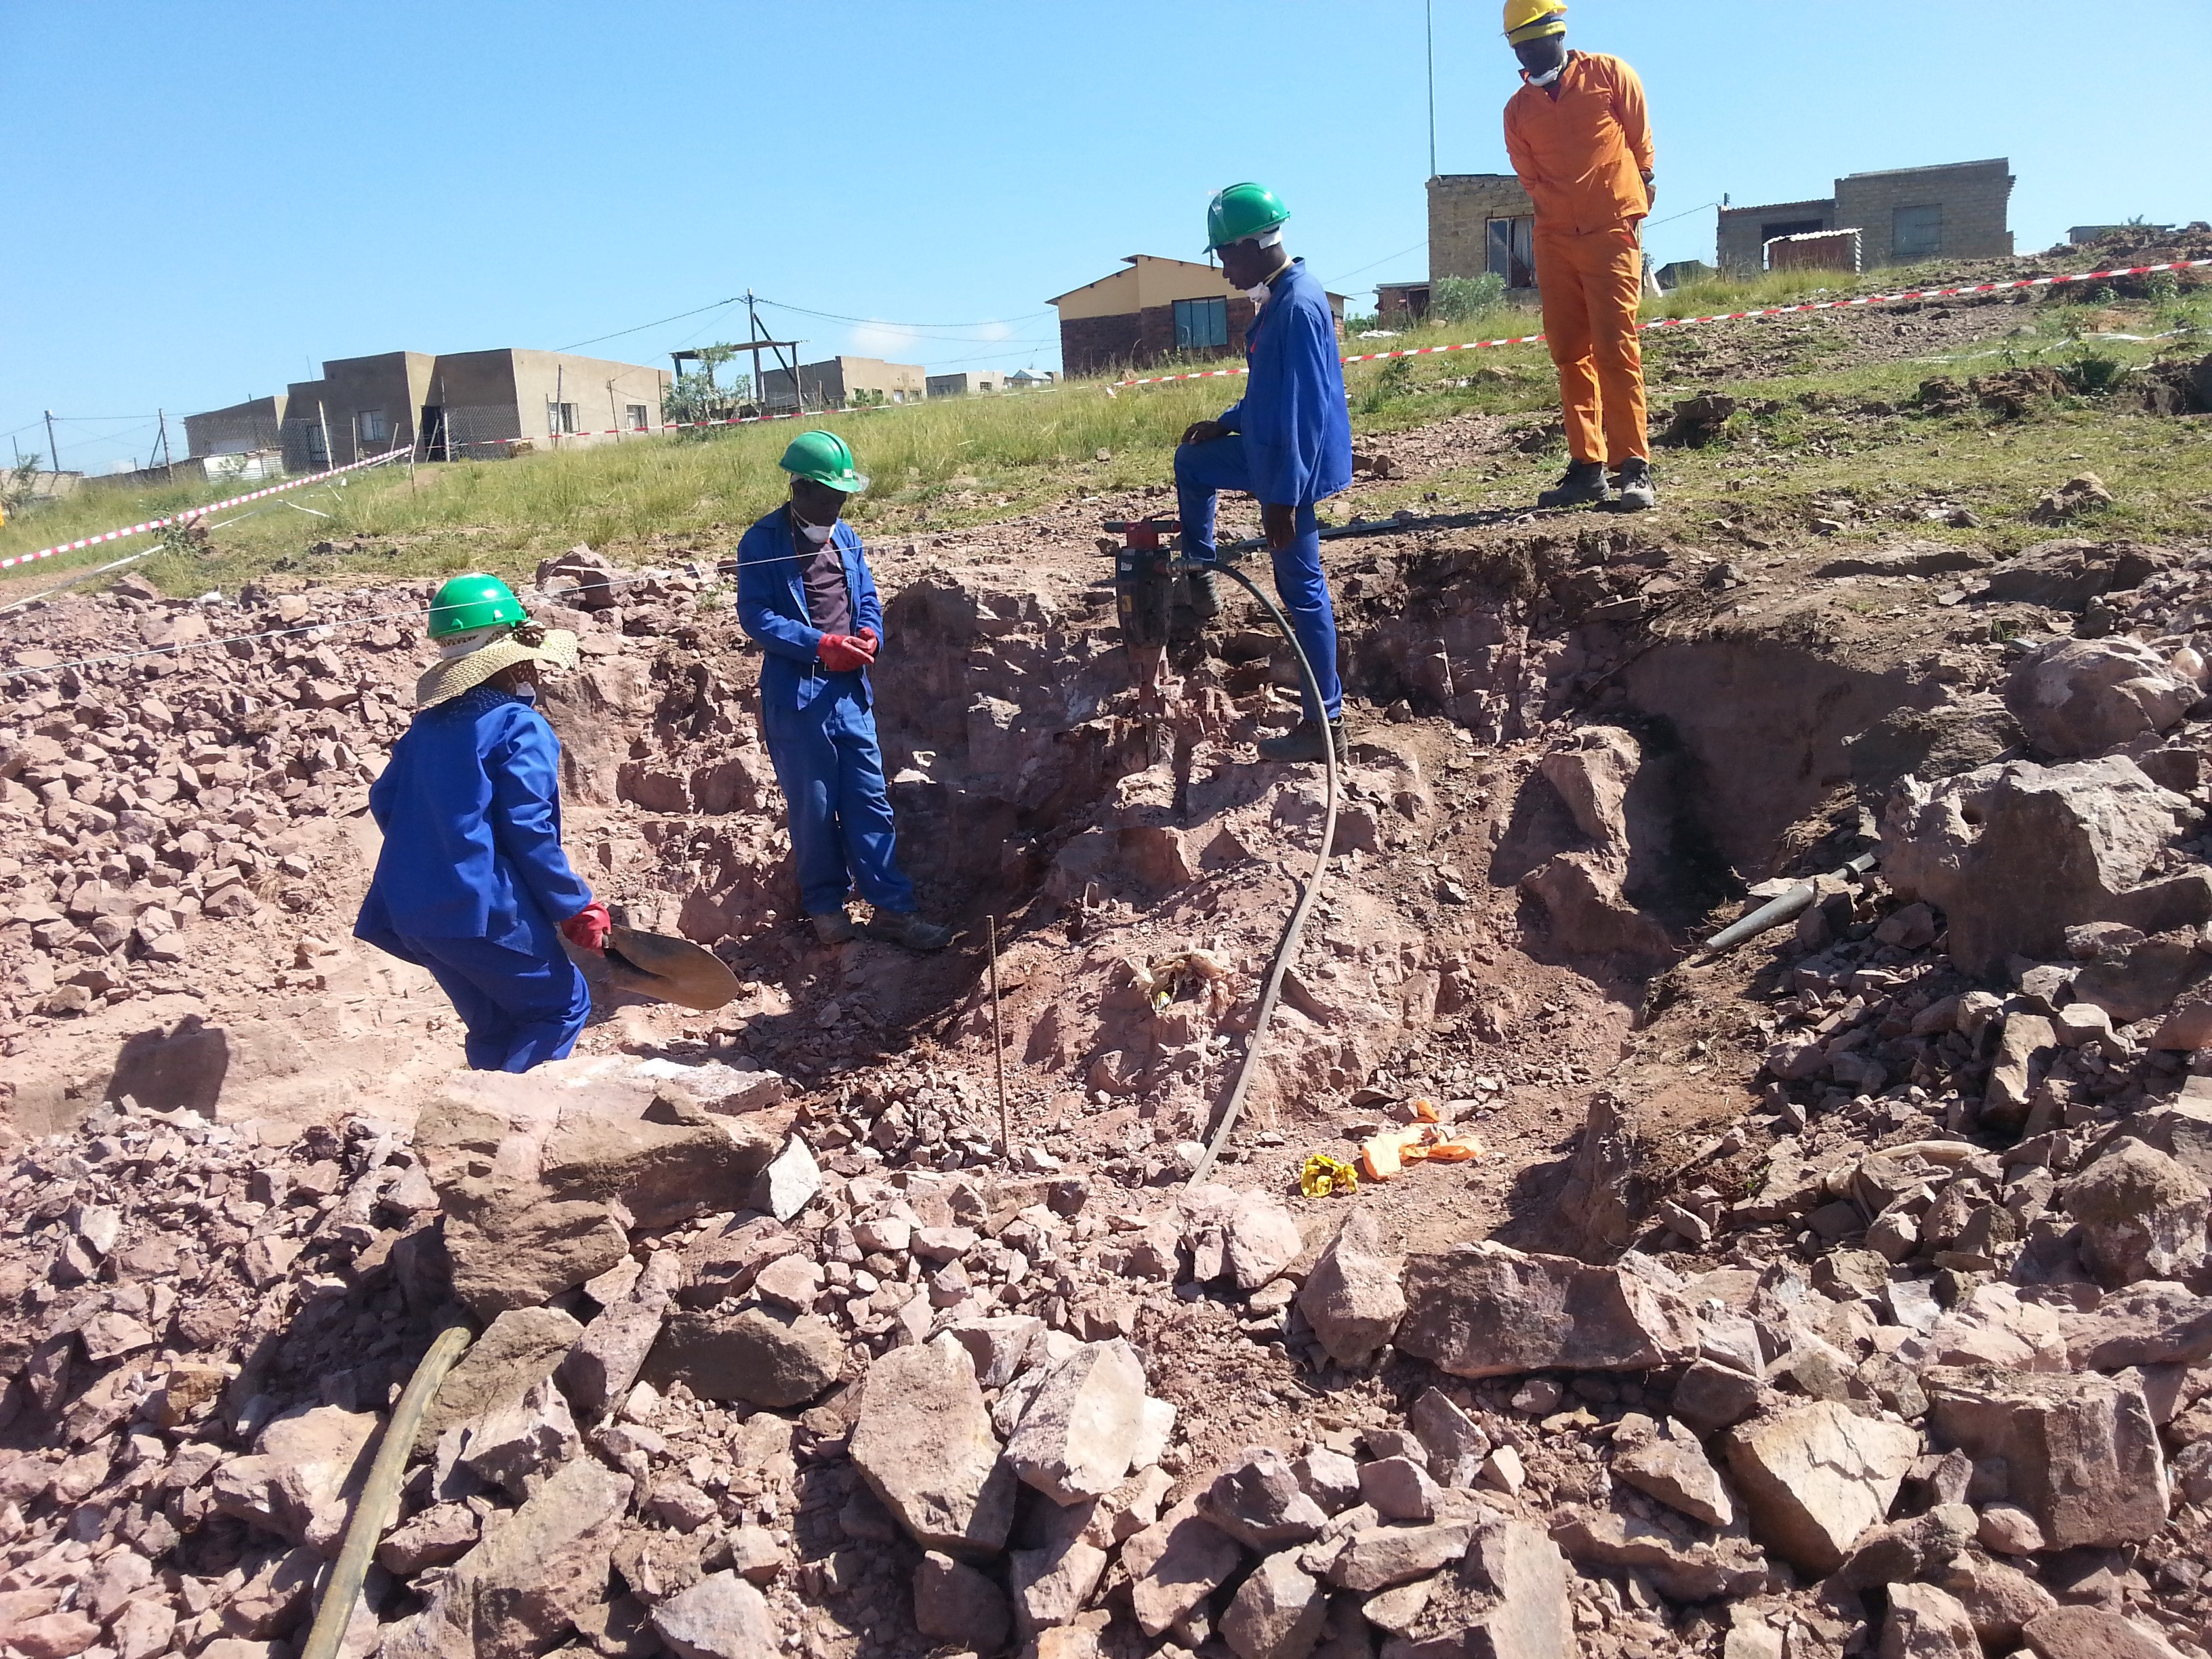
[
  {"xmin": 556, "ymin": 296, "xmax": 743, "ymax": 352},
  {"xmin": 755, "ymin": 298, "xmax": 1049, "ymax": 329},
  {"xmin": 1324, "ymin": 239, "xmax": 1430, "ymax": 286}
]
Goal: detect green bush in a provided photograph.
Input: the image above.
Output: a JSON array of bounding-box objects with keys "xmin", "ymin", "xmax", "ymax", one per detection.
[
  {"xmin": 1431, "ymin": 274, "xmax": 1507, "ymax": 324},
  {"xmin": 2064, "ymin": 350, "xmax": 2129, "ymax": 396}
]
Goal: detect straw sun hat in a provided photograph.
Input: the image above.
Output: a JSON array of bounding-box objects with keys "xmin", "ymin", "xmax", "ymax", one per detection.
[{"xmin": 413, "ymin": 622, "xmax": 580, "ymax": 710}]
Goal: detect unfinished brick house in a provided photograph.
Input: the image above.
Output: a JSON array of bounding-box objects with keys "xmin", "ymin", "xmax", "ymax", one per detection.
[
  {"xmin": 1048, "ymin": 255, "xmax": 1344, "ymax": 377},
  {"xmin": 1717, "ymin": 159, "xmax": 2015, "ymax": 273}
]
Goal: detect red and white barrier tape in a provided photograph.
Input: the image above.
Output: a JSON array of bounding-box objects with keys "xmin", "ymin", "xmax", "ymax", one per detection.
[
  {"xmin": 0, "ymin": 447, "xmax": 410, "ymax": 573},
  {"xmin": 434, "ymin": 401, "xmax": 913, "ymax": 450},
  {"xmin": 1113, "ymin": 257, "xmax": 2212, "ymax": 387}
]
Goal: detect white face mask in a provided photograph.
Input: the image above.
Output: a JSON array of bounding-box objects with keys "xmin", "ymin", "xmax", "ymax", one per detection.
[
  {"xmin": 1246, "ymin": 283, "xmax": 1272, "ymax": 306},
  {"xmin": 799, "ymin": 520, "xmax": 837, "ymax": 546},
  {"xmin": 1526, "ymin": 58, "xmax": 1565, "ymax": 86}
]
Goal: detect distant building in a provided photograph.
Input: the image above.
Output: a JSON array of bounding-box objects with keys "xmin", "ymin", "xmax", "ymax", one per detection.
[
  {"xmin": 2071, "ymin": 224, "xmax": 2171, "ymax": 245},
  {"xmin": 1717, "ymin": 159, "xmax": 2015, "ymax": 272},
  {"xmin": 1653, "ymin": 260, "xmax": 1713, "ymax": 291},
  {"xmin": 1428, "ymin": 175, "xmax": 1540, "ymax": 294},
  {"xmin": 926, "ymin": 369, "xmax": 1002, "ymax": 398},
  {"xmin": 759, "ymin": 356, "xmax": 925, "ymax": 413},
  {"xmin": 1375, "ymin": 281, "xmax": 1431, "ymax": 325},
  {"xmin": 249, "ymin": 348, "xmax": 670, "ymax": 469},
  {"xmin": 1004, "ymin": 368, "xmax": 1059, "ymax": 389},
  {"xmin": 1048, "ymin": 255, "xmax": 1345, "ymax": 376},
  {"xmin": 185, "ymin": 395, "xmax": 287, "ymax": 459},
  {"xmin": 83, "ymin": 453, "xmax": 284, "ymax": 493}
]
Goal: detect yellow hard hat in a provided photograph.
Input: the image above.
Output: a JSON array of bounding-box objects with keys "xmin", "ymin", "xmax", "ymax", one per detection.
[{"xmin": 1504, "ymin": 0, "xmax": 1566, "ymax": 43}]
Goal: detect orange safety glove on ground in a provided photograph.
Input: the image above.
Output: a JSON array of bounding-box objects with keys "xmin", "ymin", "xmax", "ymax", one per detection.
[{"xmin": 561, "ymin": 900, "xmax": 611, "ymax": 953}]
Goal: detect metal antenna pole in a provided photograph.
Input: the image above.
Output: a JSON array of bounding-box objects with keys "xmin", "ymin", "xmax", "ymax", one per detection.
[{"xmin": 1426, "ymin": 0, "xmax": 1437, "ymax": 178}]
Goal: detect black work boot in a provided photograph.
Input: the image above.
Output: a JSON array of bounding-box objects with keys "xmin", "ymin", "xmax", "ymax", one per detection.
[
  {"xmin": 1537, "ymin": 459, "xmax": 1612, "ymax": 510},
  {"xmin": 865, "ymin": 910, "xmax": 954, "ymax": 951},
  {"xmin": 811, "ymin": 909, "xmax": 857, "ymax": 945},
  {"xmin": 1258, "ymin": 717, "xmax": 1349, "ymax": 764},
  {"xmin": 1610, "ymin": 457, "xmax": 1658, "ymax": 512},
  {"xmin": 1185, "ymin": 566, "xmax": 1221, "ymax": 621}
]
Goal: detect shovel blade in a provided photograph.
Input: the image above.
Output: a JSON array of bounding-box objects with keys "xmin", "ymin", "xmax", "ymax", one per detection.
[{"xmin": 600, "ymin": 924, "xmax": 741, "ymax": 1012}]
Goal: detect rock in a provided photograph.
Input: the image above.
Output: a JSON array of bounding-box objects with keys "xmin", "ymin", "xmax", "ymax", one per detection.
[
  {"xmin": 1670, "ymin": 1359, "xmax": 1768, "ymax": 1433},
  {"xmin": 945, "ymin": 1315, "xmax": 1043, "ymax": 1391},
  {"xmin": 1880, "ymin": 1582, "xmax": 1980, "ymax": 1659},
  {"xmin": 210, "ymin": 1403, "xmax": 379, "ymax": 1553},
  {"xmin": 1881, "ymin": 756, "xmax": 2198, "ymax": 979},
  {"xmin": 1550, "ymin": 1509, "xmax": 1771, "ymax": 1602},
  {"xmin": 1328, "ymin": 1520, "xmax": 1477, "ymax": 1593},
  {"xmin": 2068, "ymin": 932, "xmax": 2209, "ymax": 1025},
  {"xmin": 1611, "ymin": 1414, "xmax": 1734, "ymax": 1527},
  {"xmin": 1357, "ymin": 1456, "xmax": 1439, "ymax": 1523},
  {"xmin": 2062, "ymin": 1141, "xmax": 2210, "ymax": 1286},
  {"xmin": 750, "ymin": 1252, "xmax": 823, "ymax": 1311},
  {"xmin": 2028, "ymin": 472, "xmax": 2116, "ymax": 525},
  {"xmin": 849, "ymin": 1333, "xmax": 1016, "ymax": 1555},
  {"xmin": 1295, "ymin": 1448, "xmax": 1364, "ymax": 1513},
  {"xmin": 1408, "ymin": 1387, "xmax": 1490, "ymax": 1487},
  {"xmin": 1985, "ymin": 1011, "xmax": 2058, "ymax": 1127},
  {"xmin": 1834, "ymin": 1504, "xmax": 1976, "ymax": 1589},
  {"xmin": 1396, "ymin": 1243, "xmax": 1698, "ymax": 1378},
  {"xmin": 1222, "ymin": 1552, "xmax": 1328, "ymax": 1659},
  {"xmin": 420, "ymin": 1456, "xmax": 632, "ymax": 1659},
  {"xmin": 1227, "ymin": 1195, "xmax": 1305, "ymax": 1290},
  {"xmin": 441, "ymin": 1194, "xmax": 631, "ymax": 1319},
  {"xmin": 1978, "ymin": 1502, "xmax": 2047, "ymax": 1555},
  {"xmin": 1009, "ymin": 1534, "xmax": 1109, "ymax": 1637},
  {"xmin": 1923, "ymin": 1366, "xmax": 2169, "ymax": 1548},
  {"xmin": 419, "ymin": 1307, "xmax": 585, "ymax": 1454},
  {"xmin": 2059, "ymin": 1280, "xmax": 2212, "ymax": 1370},
  {"xmin": 1934, "ymin": 1553, "xmax": 2057, "ymax": 1647},
  {"xmin": 1556, "ymin": 1090, "xmax": 1640, "ymax": 1254},
  {"xmin": 1004, "ymin": 1340, "xmax": 1148, "ymax": 1505},
  {"xmin": 1721, "ymin": 1401, "xmax": 1920, "ymax": 1574},
  {"xmin": 7, "ymin": 1615, "xmax": 100, "ymax": 1659},
  {"xmin": 378, "ymin": 1501, "xmax": 482, "ymax": 1574},
  {"xmin": 2024, "ymin": 1606, "xmax": 2188, "ymax": 1659},
  {"xmin": 648, "ymin": 1571, "xmax": 779, "ymax": 1659},
  {"xmin": 757, "ymin": 1134, "xmax": 820, "ymax": 1222},
  {"xmin": 1123, "ymin": 1500, "xmax": 1242, "ymax": 1638},
  {"xmin": 914, "ymin": 1553, "xmax": 1012, "ymax": 1651},
  {"xmin": 644, "ymin": 1309, "xmax": 843, "ymax": 1408},
  {"xmin": 1204, "ymin": 1448, "xmax": 1331, "ymax": 1547},
  {"xmin": 561, "ymin": 1252, "xmax": 681, "ymax": 1418},
  {"xmin": 1462, "ymin": 1519, "xmax": 1577, "ymax": 1659},
  {"xmin": 1295, "ymin": 1210, "xmax": 1405, "ymax": 1368},
  {"xmin": 2006, "ymin": 637, "xmax": 2198, "ymax": 759},
  {"xmin": 459, "ymin": 1375, "xmax": 581, "ymax": 1498}
]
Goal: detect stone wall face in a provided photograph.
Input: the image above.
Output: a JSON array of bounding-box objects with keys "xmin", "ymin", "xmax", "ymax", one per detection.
[
  {"xmin": 1835, "ymin": 162, "xmax": 2013, "ymax": 268},
  {"xmin": 1431, "ymin": 175, "xmax": 1538, "ymax": 283}
]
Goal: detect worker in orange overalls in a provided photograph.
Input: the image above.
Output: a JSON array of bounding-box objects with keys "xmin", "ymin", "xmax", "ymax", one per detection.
[{"xmin": 1502, "ymin": 0, "xmax": 1658, "ymax": 512}]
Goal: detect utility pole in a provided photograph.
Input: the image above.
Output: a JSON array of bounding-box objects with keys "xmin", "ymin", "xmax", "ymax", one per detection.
[
  {"xmin": 1426, "ymin": 0, "xmax": 1437, "ymax": 179},
  {"xmin": 155, "ymin": 409, "xmax": 172, "ymax": 472},
  {"xmin": 43, "ymin": 411, "xmax": 59, "ymax": 475}
]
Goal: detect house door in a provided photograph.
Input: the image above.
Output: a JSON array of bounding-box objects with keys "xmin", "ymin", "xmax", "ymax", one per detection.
[{"xmin": 418, "ymin": 405, "xmax": 447, "ymax": 460}]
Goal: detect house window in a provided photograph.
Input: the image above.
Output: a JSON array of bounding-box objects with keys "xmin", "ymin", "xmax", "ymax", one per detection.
[
  {"xmin": 356, "ymin": 409, "xmax": 387, "ymax": 443},
  {"xmin": 548, "ymin": 402, "xmax": 578, "ymax": 434},
  {"xmin": 1893, "ymin": 204, "xmax": 1943, "ymax": 260},
  {"xmin": 1486, "ymin": 216, "xmax": 1536, "ymax": 288},
  {"xmin": 1174, "ymin": 297, "xmax": 1229, "ymax": 350},
  {"xmin": 626, "ymin": 404, "xmax": 649, "ymax": 430}
]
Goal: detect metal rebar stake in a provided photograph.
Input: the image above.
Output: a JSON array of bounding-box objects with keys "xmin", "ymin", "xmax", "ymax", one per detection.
[{"xmin": 989, "ymin": 916, "xmax": 1010, "ymax": 1160}]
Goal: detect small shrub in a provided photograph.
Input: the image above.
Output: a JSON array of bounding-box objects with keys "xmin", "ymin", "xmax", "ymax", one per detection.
[
  {"xmin": 1358, "ymin": 356, "xmax": 1415, "ymax": 415},
  {"xmin": 1431, "ymin": 274, "xmax": 1507, "ymax": 324},
  {"xmin": 2064, "ymin": 350, "xmax": 2129, "ymax": 396}
]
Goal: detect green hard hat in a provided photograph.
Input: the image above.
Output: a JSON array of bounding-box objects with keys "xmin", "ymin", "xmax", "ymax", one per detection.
[
  {"xmin": 779, "ymin": 430, "xmax": 869, "ymax": 494},
  {"xmin": 427, "ymin": 573, "xmax": 527, "ymax": 639},
  {"xmin": 1206, "ymin": 182, "xmax": 1290, "ymax": 251}
]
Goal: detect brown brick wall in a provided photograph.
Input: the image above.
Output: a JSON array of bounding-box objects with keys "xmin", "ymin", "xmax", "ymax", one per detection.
[
  {"xmin": 1835, "ymin": 162, "xmax": 2013, "ymax": 267},
  {"xmin": 1429, "ymin": 175, "xmax": 1538, "ymax": 283},
  {"xmin": 1062, "ymin": 298, "xmax": 1262, "ymax": 376},
  {"xmin": 1717, "ymin": 197, "xmax": 1835, "ymax": 272}
]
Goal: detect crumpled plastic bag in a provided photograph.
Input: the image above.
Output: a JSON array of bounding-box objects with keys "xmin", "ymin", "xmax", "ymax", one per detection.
[{"xmin": 1300, "ymin": 1151, "xmax": 1360, "ymax": 1197}]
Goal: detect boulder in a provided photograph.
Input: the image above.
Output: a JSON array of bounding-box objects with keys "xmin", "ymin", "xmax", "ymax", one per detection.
[
  {"xmin": 1721, "ymin": 1401, "xmax": 1919, "ymax": 1574},
  {"xmin": 415, "ymin": 1306, "xmax": 583, "ymax": 1455},
  {"xmin": 1610, "ymin": 1414, "xmax": 1734, "ymax": 1527},
  {"xmin": 1462, "ymin": 1519, "xmax": 1577, "ymax": 1659},
  {"xmin": 1923, "ymin": 1366, "xmax": 2169, "ymax": 1548},
  {"xmin": 1880, "ymin": 1582, "xmax": 1980, "ymax": 1659},
  {"xmin": 1296, "ymin": 1210, "xmax": 1406, "ymax": 1368},
  {"xmin": 1122, "ymin": 1499, "xmax": 1242, "ymax": 1638},
  {"xmin": 457, "ymin": 1376, "xmax": 581, "ymax": 1498},
  {"xmin": 2005, "ymin": 636, "xmax": 2198, "ymax": 758},
  {"xmin": 1009, "ymin": 1534, "xmax": 1109, "ymax": 1637},
  {"xmin": 2059, "ymin": 1280, "xmax": 2212, "ymax": 1370},
  {"xmin": 2024, "ymin": 1607, "xmax": 2189, "ymax": 1659},
  {"xmin": 1359, "ymin": 1456, "xmax": 1439, "ymax": 1523},
  {"xmin": 1932, "ymin": 1553, "xmax": 2057, "ymax": 1650},
  {"xmin": 415, "ymin": 1456, "xmax": 632, "ymax": 1659},
  {"xmin": 1555, "ymin": 1090, "xmax": 1641, "ymax": 1254},
  {"xmin": 1203, "ymin": 1448, "xmax": 1330, "ymax": 1547},
  {"xmin": 913, "ymin": 1553, "xmax": 1011, "ymax": 1651},
  {"xmin": 849, "ymin": 1333, "xmax": 1016, "ymax": 1555},
  {"xmin": 1327, "ymin": 1520, "xmax": 1477, "ymax": 1593},
  {"xmin": 1221, "ymin": 1551, "xmax": 1328, "ymax": 1659},
  {"xmin": 1549, "ymin": 1509, "xmax": 1771, "ymax": 1603},
  {"xmin": 1227, "ymin": 1194, "xmax": 1305, "ymax": 1290},
  {"xmin": 561, "ymin": 1252, "xmax": 682, "ymax": 1418},
  {"xmin": 648, "ymin": 1571, "xmax": 779, "ymax": 1659},
  {"xmin": 1004, "ymin": 1340, "xmax": 1148, "ymax": 1506},
  {"xmin": 1881, "ymin": 757, "xmax": 2198, "ymax": 978},
  {"xmin": 644, "ymin": 1309, "xmax": 843, "ymax": 1408},
  {"xmin": 1408, "ymin": 1387, "xmax": 1490, "ymax": 1488},
  {"xmin": 2061, "ymin": 1141, "xmax": 2210, "ymax": 1286},
  {"xmin": 210, "ymin": 1404, "xmax": 379, "ymax": 1554},
  {"xmin": 1396, "ymin": 1244, "xmax": 1698, "ymax": 1378}
]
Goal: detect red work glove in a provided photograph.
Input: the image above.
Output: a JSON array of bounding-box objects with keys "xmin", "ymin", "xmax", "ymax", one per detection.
[
  {"xmin": 851, "ymin": 626, "xmax": 878, "ymax": 661},
  {"xmin": 561, "ymin": 900, "xmax": 612, "ymax": 953},
  {"xmin": 817, "ymin": 634, "xmax": 872, "ymax": 673}
]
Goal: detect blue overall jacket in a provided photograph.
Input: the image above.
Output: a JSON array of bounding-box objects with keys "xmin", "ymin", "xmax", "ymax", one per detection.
[
  {"xmin": 1214, "ymin": 258, "xmax": 1354, "ymax": 509},
  {"xmin": 735, "ymin": 506, "xmax": 885, "ymax": 712},
  {"xmin": 354, "ymin": 686, "xmax": 594, "ymax": 956}
]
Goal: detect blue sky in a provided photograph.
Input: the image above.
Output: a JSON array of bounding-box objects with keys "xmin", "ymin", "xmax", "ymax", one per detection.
[{"xmin": 5, "ymin": 1, "xmax": 2205, "ymax": 475}]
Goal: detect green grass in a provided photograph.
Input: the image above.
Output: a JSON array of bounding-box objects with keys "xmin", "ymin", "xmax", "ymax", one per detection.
[{"xmin": 5, "ymin": 260, "xmax": 2205, "ymax": 601}]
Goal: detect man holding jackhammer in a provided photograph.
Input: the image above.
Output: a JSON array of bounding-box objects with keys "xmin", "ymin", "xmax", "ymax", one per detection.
[
  {"xmin": 735, "ymin": 430, "xmax": 952, "ymax": 951},
  {"xmin": 1175, "ymin": 183, "xmax": 1355, "ymax": 764},
  {"xmin": 1502, "ymin": 0, "xmax": 1659, "ymax": 512}
]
